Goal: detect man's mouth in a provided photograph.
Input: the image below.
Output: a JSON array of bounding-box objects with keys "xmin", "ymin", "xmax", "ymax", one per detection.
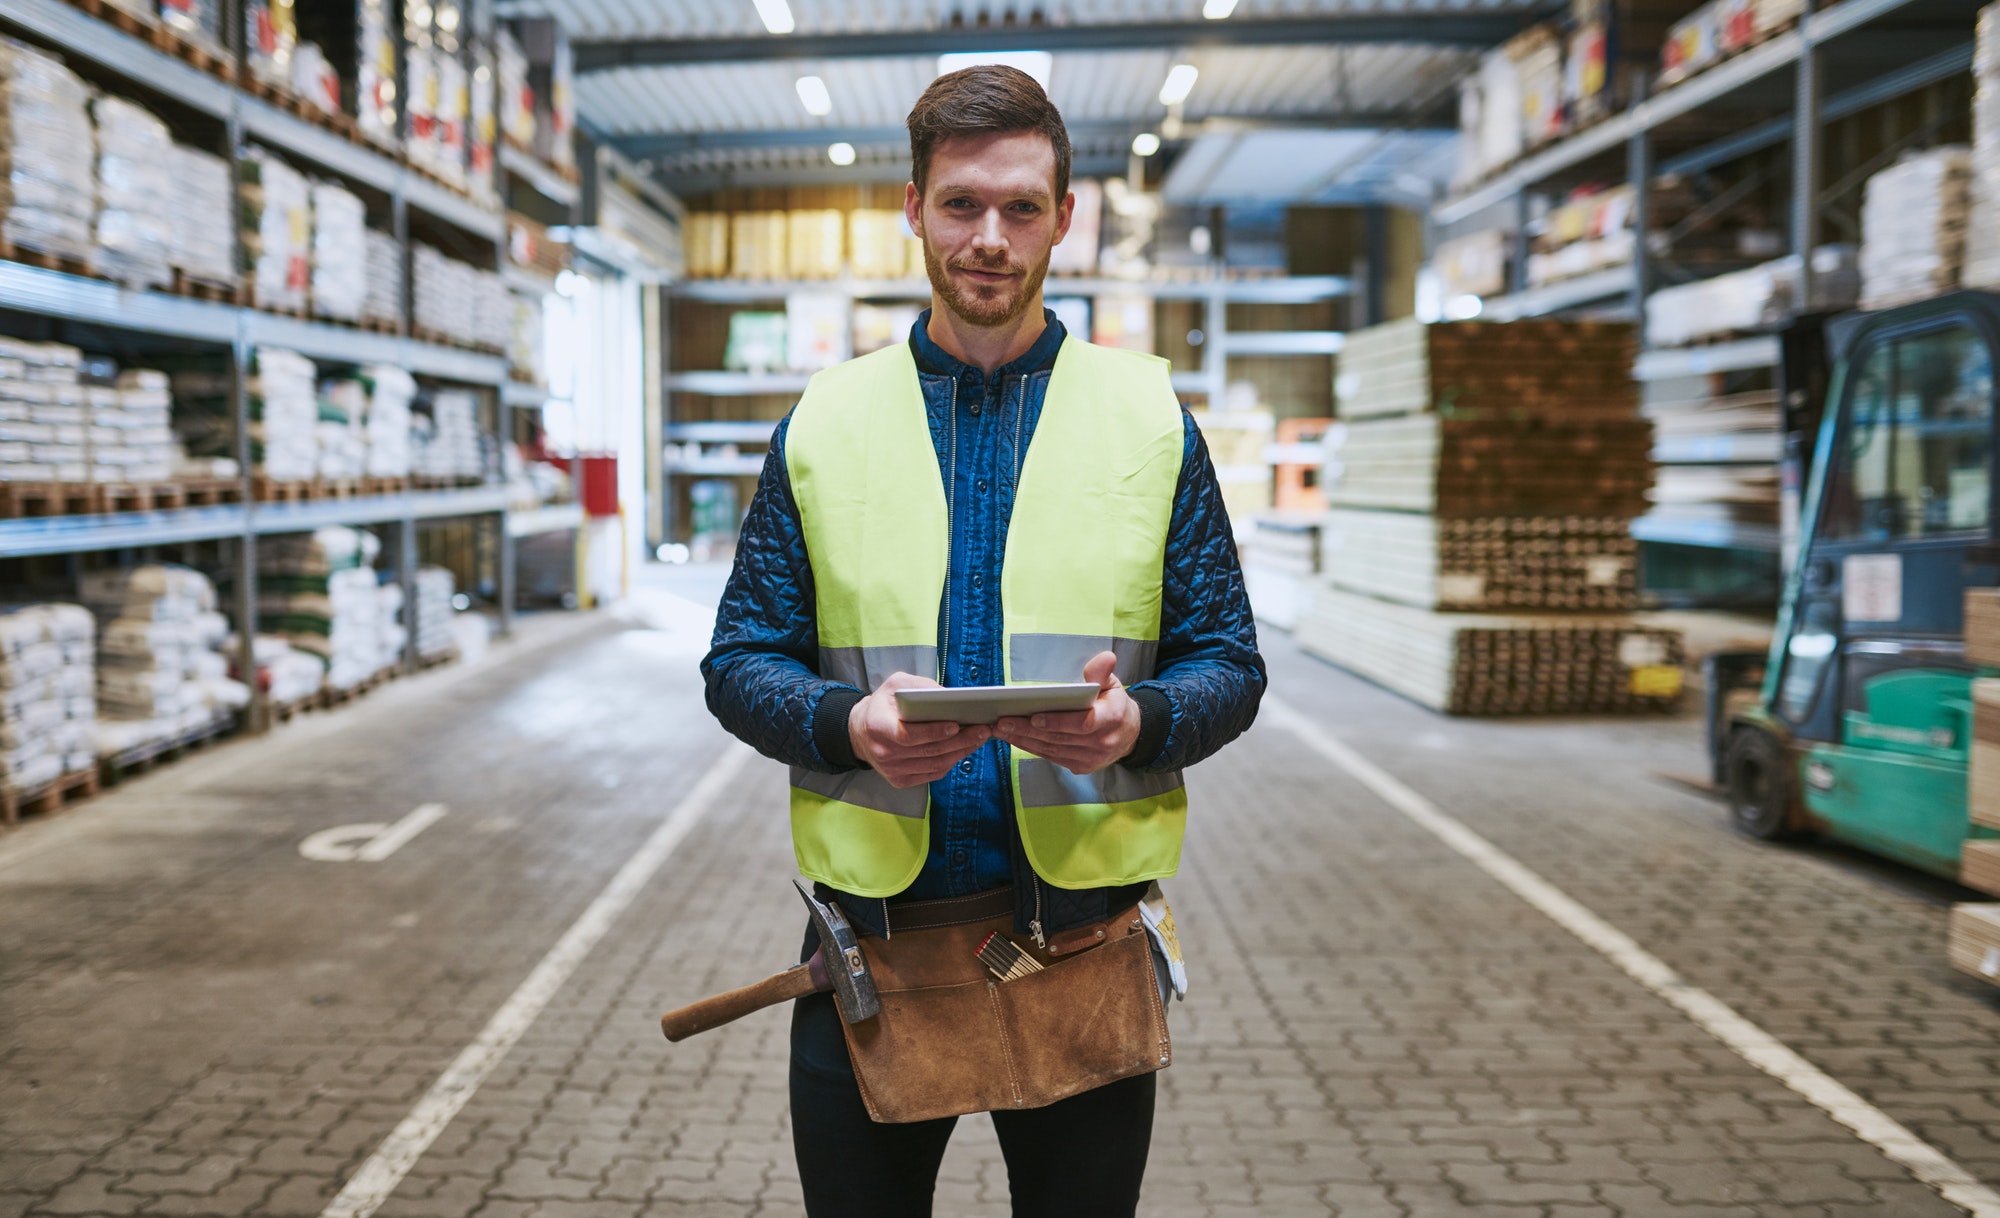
[{"xmin": 955, "ymin": 265, "xmax": 1014, "ymax": 284}]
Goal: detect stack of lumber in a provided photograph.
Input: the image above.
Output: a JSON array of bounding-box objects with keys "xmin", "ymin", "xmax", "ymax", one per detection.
[
  {"xmin": 1299, "ymin": 317, "xmax": 1677, "ymax": 715},
  {"xmin": 1859, "ymin": 147, "xmax": 1971, "ymax": 310},
  {"xmin": 1294, "ymin": 590, "xmax": 1685, "ymax": 715},
  {"xmin": 1947, "ymin": 902, "xmax": 2000, "ymax": 985},
  {"xmin": 1320, "ymin": 511, "xmax": 1635, "ymax": 612}
]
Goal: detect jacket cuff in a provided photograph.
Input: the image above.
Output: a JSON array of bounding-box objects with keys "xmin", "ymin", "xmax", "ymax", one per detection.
[
  {"xmin": 813, "ymin": 686, "xmax": 866, "ymax": 770},
  {"xmin": 1122, "ymin": 686, "xmax": 1173, "ymax": 769}
]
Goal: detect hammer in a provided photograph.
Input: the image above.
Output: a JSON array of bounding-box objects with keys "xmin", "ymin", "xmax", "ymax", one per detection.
[{"xmin": 659, "ymin": 879, "xmax": 881, "ymax": 1042}]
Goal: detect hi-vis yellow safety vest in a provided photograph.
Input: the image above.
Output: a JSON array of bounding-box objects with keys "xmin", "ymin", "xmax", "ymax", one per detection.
[{"xmin": 785, "ymin": 336, "xmax": 1189, "ymax": 898}]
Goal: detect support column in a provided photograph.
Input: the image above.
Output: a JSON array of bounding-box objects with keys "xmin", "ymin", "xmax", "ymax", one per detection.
[
  {"xmin": 1364, "ymin": 204, "xmax": 1389, "ymax": 327},
  {"xmin": 1511, "ymin": 190, "xmax": 1532, "ymax": 297},
  {"xmin": 1627, "ymin": 79, "xmax": 1653, "ymax": 322},
  {"xmin": 1793, "ymin": 45, "xmax": 1823, "ymax": 304}
]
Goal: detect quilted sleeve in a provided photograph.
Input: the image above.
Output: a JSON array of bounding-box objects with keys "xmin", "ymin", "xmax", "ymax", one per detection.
[
  {"xmin": 700, "ymin": 415, "xmax": 863, "ymax": 772},
  {"xmin": 1123, "ymin": 410, "xmax": 1268, "ymax": 772}
]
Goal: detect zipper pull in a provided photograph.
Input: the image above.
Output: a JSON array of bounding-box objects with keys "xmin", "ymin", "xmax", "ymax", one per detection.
[{"xmin": 1030, "ymin": 919, "xmax": 1046, "ymax": 949}]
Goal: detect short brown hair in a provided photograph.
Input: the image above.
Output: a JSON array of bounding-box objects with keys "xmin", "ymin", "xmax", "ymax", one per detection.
[{"xmin": 907, "ymin": 65, "xmax": 1072, "ymax": 200}]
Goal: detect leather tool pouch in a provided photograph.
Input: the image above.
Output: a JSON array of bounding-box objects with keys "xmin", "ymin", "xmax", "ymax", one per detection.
[{"xmin": 839, "ymin": 904, "xmax": 1171, "ymax": 1124}]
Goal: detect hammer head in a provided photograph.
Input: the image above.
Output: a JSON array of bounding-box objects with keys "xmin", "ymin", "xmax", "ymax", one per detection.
[{"xmin": 794, "ymin": 879, "xmax": 881, "ymax": 1024}]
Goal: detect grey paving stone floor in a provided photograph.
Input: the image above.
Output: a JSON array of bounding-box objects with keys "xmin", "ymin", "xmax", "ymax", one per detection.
[{"xmin": 2, "ymin": 579, "xmax": 1999, "ymax": 1216}]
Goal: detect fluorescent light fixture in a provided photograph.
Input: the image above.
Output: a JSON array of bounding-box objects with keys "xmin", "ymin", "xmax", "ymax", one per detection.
[
  {"xmin": 751, "ymin": 0, "xmax": 794, "ymax": 35},
  {"xmin": 1158, "ymin": 63, "xmax": 1199, "ymax": 107},
  {"xmin": 795, "ymin": 75, "xmax": 832, "ymax": 116},
  {"xmin": 1131, "ymin": 132, "xmax": 1161, "ymax": 157},
  {"xmin": 1202, "ymin": 0, "xmax": 1238, "ymax": 16},
  {"xmin": 1444, "ymin": 294, "xmax": 1484, "ymax": 321},
  {"xmin": 937, "ymin": 50, "xmax": 1054, "ymax": 90},
  {"xmin": 827, "ymin": 141, "xmax": 856, "ymax": 166}
]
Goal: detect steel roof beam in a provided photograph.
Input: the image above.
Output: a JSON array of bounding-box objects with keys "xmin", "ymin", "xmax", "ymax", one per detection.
[
  {"xmin": 613, "ymin": 113, "xmax": 1448, "ymax": 159},
  {"xmin": 574, "ymin": 14, "xmax": 1536, "ymax": 71}
]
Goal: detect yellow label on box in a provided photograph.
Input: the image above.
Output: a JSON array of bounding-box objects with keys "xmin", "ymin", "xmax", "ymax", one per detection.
[{"xmin": 1630, "ymin": 665, "xmax": 1684, "ymax": 698}]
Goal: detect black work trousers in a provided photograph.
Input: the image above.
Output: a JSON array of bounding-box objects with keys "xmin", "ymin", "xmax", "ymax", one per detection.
[{"xmin": 789, "ymin": 989, "xmax": 1157, "ymax": 1217}]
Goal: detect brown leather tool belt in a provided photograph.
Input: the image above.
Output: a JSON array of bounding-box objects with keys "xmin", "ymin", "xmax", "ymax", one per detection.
[{"xmin": 841, "ymin": 887, "xmax": 1171, "ymax": 1124}]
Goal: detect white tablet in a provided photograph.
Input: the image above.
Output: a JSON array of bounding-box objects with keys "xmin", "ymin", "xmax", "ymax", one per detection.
[{"xmin": 895, "ymin": 683, "xmax": 1102, "ymax": 725}]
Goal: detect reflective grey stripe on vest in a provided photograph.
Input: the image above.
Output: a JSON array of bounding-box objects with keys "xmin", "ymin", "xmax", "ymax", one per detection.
[
  {"xmin": 790, "ymin": 765, "xmax": 929, "ymax": 819},
  {"xmin": 820, "ymin": 645, "xmax": 939, "ymax": 691},
  {"xmin": 1009, "ymin": 634, "xmax": 1159, "ymax": 684},
  {"xmin": 1016, "ymin": 757, "xmax": 1184, "ymax": 809}
]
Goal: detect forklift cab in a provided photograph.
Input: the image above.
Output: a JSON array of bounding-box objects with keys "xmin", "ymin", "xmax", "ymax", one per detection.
[{"xmin": 1720, "ymin": 291, "xmax": 2000, "ymax": 877}]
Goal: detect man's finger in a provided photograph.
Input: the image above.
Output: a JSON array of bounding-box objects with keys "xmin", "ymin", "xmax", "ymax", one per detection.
[
  {"xmin": 1082, "ymin": 650, "xmax": 1119, "ymax": 690},
  {"xmin": 1019, "ymin": 709, "xmax": 1098, "ymax": 737},
  {"xmin": 892, "ymin": 719, "xmax": 968, "ymax": 746},
  {"xmin": 878, "ymin": 731, "xmax": 987, "ymax": 761},
  {"xmin": 1003, "ymin": 731, "xmax": 1111, "ymax": 759}
]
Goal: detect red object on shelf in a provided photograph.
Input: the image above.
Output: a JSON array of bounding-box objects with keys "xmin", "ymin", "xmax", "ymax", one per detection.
[{"xmin": 572, "ymin": 453, "xmax": 619, "ymax": 517}]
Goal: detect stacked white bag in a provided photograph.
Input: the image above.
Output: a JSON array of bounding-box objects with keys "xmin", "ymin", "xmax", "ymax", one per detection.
[
  {"xmin": 81, "ymin": 565, "xmax": 243, "ymax": 758},
  {"xmin": 362, "ymin": 229, "xmax": 404, "ymax": 331},
  {"xmin": 90, "ymin": 96, "xmax": 175, "ymax": 289},
  {"xmin": 363, "ymin": 364, "xmax": 414, "ymax": 479},
  {"xmin": 0, "ymin": 604, "xmax": 96, "ymax": 795},
  {"xmin": 89, "ymin": 369, "xmax": 177, "ymax": 485},
  {"xmin": 241, "ymin": 148, "xmax": 310, "ymax": 313},
  {"xmin": 0, "ymin": 339, "xmax": 86, "ymax": 483},
  {"xmin": 316, "ymin": 377, "xmax": 367, "ymax": 481},
  {"xmin": 252, "ymin": 347, "xmax": 318, "ymax": 482},
  {"xmin": 1964, "ymin": 5, "xmax": 2000, "ymax": 288},
  {"xmin": 168, "ymin": 144, "xmax": 235, "ymax": 287},
  {"xmin": 1860, "ymin": 147, "xmax": 1972, "ymax": 310},
  {"xmin": 376, "ymin": 581, "xmax": 406, "ymax": 676},
  {"xmin": 0, "ymin": 40, "xmax": 94, "ymax": 264},
  {"xmin": 414, "ymin": 566, "xmax": 456, "ymax": 660},
  {"xmin": 310, "ymin": 182, "xmax": 366, "ymax": 322},
  {"xmin": 413, "ymin": 388, "xmax": 482, "ymax": 480},
  {"xmin": 258, "ymin": 528, "xmax": 390, "ymax": 693}
]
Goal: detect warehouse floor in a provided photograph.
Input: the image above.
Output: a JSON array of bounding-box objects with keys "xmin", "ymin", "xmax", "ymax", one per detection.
[{"xmin": 3, "ymin": 570, "xmax": 1999, "ymax": 1218}]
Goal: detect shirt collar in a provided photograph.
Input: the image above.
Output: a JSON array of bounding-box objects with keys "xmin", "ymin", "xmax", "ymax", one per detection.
[{"xmin": 911, "ymin": 306, "xmax": 1067, "ymax": 382}]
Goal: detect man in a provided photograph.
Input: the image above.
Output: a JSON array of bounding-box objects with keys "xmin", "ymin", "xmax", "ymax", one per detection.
[{"xmin": 702, "ymin": 65, "xmax": 1265, "ymax": 1216}]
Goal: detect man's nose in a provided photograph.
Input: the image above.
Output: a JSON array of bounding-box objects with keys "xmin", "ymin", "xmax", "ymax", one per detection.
[{"xmin": 972, "ymin": 208, "xmax": 1006, "ymax": 254}]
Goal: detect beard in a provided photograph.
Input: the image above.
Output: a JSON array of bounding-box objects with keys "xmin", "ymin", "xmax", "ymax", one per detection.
[{"xmin": 922, "ymin": 238, "xmax": 1051, "ymax": 329}]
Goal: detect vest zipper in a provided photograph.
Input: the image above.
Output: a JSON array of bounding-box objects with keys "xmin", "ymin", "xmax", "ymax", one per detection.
[
  {"xmin": 1015, "ymin": 374, "xmax": 1045, "ymax": 950},
  {"xmin": 1030, "ymin": 874, "xmax": 1046, "ymax": 948},
  {"xmin": 939, "ymin": 377, "xmax": 958, "ymax": 679}
]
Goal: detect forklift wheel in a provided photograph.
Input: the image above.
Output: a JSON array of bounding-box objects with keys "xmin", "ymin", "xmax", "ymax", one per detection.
[{"xmin": 1724, "ymin": 727, "xmax": 1798, "ymax": 840}]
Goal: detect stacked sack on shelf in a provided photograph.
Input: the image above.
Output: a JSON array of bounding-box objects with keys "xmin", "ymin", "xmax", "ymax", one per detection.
[
  {"xmin": 90, "ymin": 96, "xmax": 175, "ymax": 289},
  {"xmin": 316, "ymin": 376, "xmax": 368, "ymax": 482},
  {"xmin": 257, "ymin": 527, "xmax": 394, "ymax": 693},
  {"xmin": 363, "ymin": 229, "xmax": 404, "ymax": 330},
  {"xmin": 363, "ymin": 364, "xmax": 415, "ymax": 479},
  {"xmin": 89, "ymin": 369, "xmax": 177, "ymax": 486},
  {"xmin": 0, "ymin": 40, "xmax": 94, "ymax": 265},
  {"xmin": 0, "ymin": 340, "xmax": 85, "ymax": 484},
  {"xmin": 169, "ymin": 144, "xmax": 235, "ymax": 289},
  {"xmin": 82, "ymin": 565, "xmax": 245, "ymax": 759},
  {"xmin": 414, "ymin": 245, "xmax": 508, "ymax": 349},
  {"xmin": 309, "ymin": 182, "xmax": 366, "ymax": 323},
  {"xmin": 412, "ymin": 389, "xmax": 483, "ymax": 481},
  {"xmin": 239, "ymin": 148, "xmax": 311, "ymax": 313},
  {"xmin": 1860, "ymin": 146, "xmax": 1971, "ymax": 310},
  {"xmin": 249, "ymin": 347, "xmax": 318, "ymax": 483},
  {"xmin": 0, "ymin": 604, "xmax": 96, "ymax": 797},
  {"xmin": 236, "ymin": 634, "xmax": 326, "ymax": 707},
  {"xmin": 414, "ymin": 567, "xmax": 457, "ymax": 660},
  {"xmin": 1964, "ymin": 5, "xmax": 2000, "ymax": 289}
]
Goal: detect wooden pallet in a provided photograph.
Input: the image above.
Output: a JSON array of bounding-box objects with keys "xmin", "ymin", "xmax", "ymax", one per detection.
[
  {"xmin": 0, "ymin": 482, "xmax": 99, "ymax": 518},
  {"xmin": 362, "ymin": 476, "xmax": 411, "ymax": 496},
  {"xmin": 241, "ymin": 74, "xmax": 364, "ymax": 143},
  {"xmin": 245, "ymin": 292, "xmax": 309, "ymax": 321},
  {"xmin": 0, "ymin": 239, "xmax": 102, "ymax": 283},
  {"xmin": 180, "ymin": 478, "xmax": 244, "ymax": 507},
  {"xmin": 312, "ymin": 477, "xmax": 362, "ymax": 501},
  {"xmin": 169, "ymin": 269, "xmax": 243, "ymax": 305},
  {"xmin": 99, "ymin": 717, "xmax": 235, "ymax": 787},
  {"xmin": 252, "ymin": 477, "xmax": 312, "ymax": 505},
  {"xmin": 360, "ymin": 315, "xmax": 407, "ymax": 337},
  {"xmin": 415, "ymin": 648, "xmax": 459, "ymax": 672},
  {"xmin": 2, "ymin": 767, "xmax": 99, "ymax": 828},
  {"xmin": 412, "ymin": 475, "xmax": 487, "ymax": 490},
  {"xmin": 95, "ymin": 481, "xmax": 187, "ymax": 514}
]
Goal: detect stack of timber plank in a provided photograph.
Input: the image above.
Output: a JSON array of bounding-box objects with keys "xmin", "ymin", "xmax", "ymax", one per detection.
[
  {"xmin": 1948, "ymin": 903, "xmax": 2000, "ymax": 986},
  {"xmin": 1960, "ymin": 591, "xmax": 2000, "ymax": 896},
  {"xmin": 1298, "ymin": 317, "xmax": 1681, "ymax": 716}
]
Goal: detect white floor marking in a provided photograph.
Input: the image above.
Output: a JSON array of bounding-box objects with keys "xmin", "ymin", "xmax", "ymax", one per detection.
[
  {"xmin": 298, "ymin": 804, "xmax": 448, "ymax": 863},
  {"xmin": 319, "ymin": 742, "xmax": 756, "ymax": 1218},
  {"xmin": 1263, "ymin": 696, "xmax": 2000, "ymax": 1218}
]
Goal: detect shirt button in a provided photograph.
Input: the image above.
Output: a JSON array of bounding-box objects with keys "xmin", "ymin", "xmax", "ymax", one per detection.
[
  {"xmin": 959, "ymin": 758, "xmax": 974, "ymax": 773},
  {"xmin": 952, "ymin": 849, "xmax": 969, "ymax": 864},
  {"xmin": 972, "ymin": 573, "xmax": 983, "ymax": 589},
  {"xmin": 977, "ymin": 478, "xmax": 989, "ymax": 494},
  {"xmin": 970, "ymin": 402, "xmax": 982, "ymax": 416}
]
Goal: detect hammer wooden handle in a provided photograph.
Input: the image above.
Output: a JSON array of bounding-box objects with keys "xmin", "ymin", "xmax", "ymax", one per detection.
[{"xmin": 661, "ymin": 963, "xmax": 819, "ymax": 1042}]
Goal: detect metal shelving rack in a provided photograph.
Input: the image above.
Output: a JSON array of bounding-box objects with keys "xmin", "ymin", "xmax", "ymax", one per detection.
[
  {"xmin": 0, "ymin": 0, "xmax": 587, "ymax": 728},
  {"xmin": 660, "ymin": 273, "xmax": 1351, "ymax": 541},
  {"xmin": 1429, "ymin": 0, "xmax": 1983, "ymax": 565}
]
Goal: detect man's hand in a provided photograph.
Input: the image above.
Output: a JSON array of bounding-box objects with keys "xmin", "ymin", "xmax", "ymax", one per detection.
[
  {"xmin": 848, "ymin": 672, "xmax": 991, "ymax": 789},
  {"xmin": 995, "ymin": 651, "xmax": 1141, "ymax": 776}
]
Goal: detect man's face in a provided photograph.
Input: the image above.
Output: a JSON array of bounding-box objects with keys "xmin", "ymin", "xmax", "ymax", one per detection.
[{"xmin": 906, "ymin": 130, "xmax": 1074, "ymax": 329}]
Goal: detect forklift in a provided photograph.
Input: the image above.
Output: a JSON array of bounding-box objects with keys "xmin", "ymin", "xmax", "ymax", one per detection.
[{"xmin": 1708, "ymin": 290, "xmax": 2000, "ymax": 893}]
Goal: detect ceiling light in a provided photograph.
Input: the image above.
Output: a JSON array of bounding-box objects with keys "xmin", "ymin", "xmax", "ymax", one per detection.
[
  {"xmin": 795, "ymin": 75, "xmax": 832, "ymax": 116},
  {"xmin": 1131, "ymin": 132, "xmax": 1161, "ymax": 157},
  {"xmin": 937, "ymin": 50, "xmax": 1054, "ymax": 90},
  {"xmin": 751, "ymin": 0, "xmax": 794, "ymax": 35},
  {"xmin": 828, "ymin": 141, "xmax": 856, "ymax": 166},
  {"xmin": 1203, "ymin": 0, "xmax": 1238, "ymax": 16},
  {"xmin": 1158, "ymin": 63, "xmax": 1199, "ymax": 107}
]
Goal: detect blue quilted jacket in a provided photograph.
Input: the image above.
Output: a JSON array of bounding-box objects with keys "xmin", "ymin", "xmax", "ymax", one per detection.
[{"xmin": 702, "ymin": 309, "xmax": 1266, "ymax": 939}]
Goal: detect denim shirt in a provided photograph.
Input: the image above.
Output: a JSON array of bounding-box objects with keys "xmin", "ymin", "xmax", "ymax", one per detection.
[{"xmin": 703, "ymin": 308, "xmax": 1265, "ymax": 937}]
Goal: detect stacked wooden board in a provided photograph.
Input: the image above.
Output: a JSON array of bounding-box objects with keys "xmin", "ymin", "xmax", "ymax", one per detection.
[
  {"xmin": 1960, "ymin": 596, "xmax": 2000, "ymax": 898},
  {"xmin": 1298, "ymin": 317, "xmax": 1680, "ymax": 715},
  {"xmin": 1948, "ymin": 903, "xmax": 2000, "ymax": 985}
]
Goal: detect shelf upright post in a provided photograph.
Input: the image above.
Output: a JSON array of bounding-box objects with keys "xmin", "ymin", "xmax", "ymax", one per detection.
[
  {"xmin": 1363, "ymin": 204, "xmax": 1388, "ymax": 327},
  {"xmin": 1511, "ymin": 190, "xmax": 1532, "ymax": 297},
  {"xmin": 224, "ymin": 77, "xmax": 266, "ymax": 734},
  {"xmin": 1793, "ymin": 41, "xmax": 1823, "ymax": 305},
  {"xmin": 642, "ymin": 283, "xmax": 665, "ymax": 555},
  {"xmin": 399, "ymin": 514, "xmax": 418, "ymax": 675},
  {"xmin": 659, "ymin": 287, "xmax": 676, "ymax": 546},
  {"xmin": 1627, "ymin": 77, "xmax": 1653, "ymax": 322},
  {"xmin": 1204, "ymin": 280, "xmax": 1228, "ymax": 406}
]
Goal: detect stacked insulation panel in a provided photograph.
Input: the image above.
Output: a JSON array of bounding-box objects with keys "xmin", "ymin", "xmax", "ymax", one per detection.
[
  {"xmin": 0, "ymin": 41, "xmax": 93, "ymax": 264},
  {"xmin": 1859, "ymin": 147, "xmax": 1971, "ymax": 311},
  {"xmin": 1297, "ymin": 318, "xmax": 1682, "ymax": 716},
  {"xmin": 82, "ymin": 565, "xmax": 243, "ymax": 758},
  {"xmin": 90, "ymin": 96, "xmax": 175, "ymax": 289},
  {"xmin": 0, "ymin": 604, "xmax": 96, "ymax": 797}
]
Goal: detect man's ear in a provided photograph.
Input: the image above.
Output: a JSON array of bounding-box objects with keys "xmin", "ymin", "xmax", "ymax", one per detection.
[
  {"xmin": 904, "ymin": 180, "xmax": 923, "ymax": 239},
  {"xmin": 1052, "ymin": 189, "xmax": 1076, "ymax": 246}
]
